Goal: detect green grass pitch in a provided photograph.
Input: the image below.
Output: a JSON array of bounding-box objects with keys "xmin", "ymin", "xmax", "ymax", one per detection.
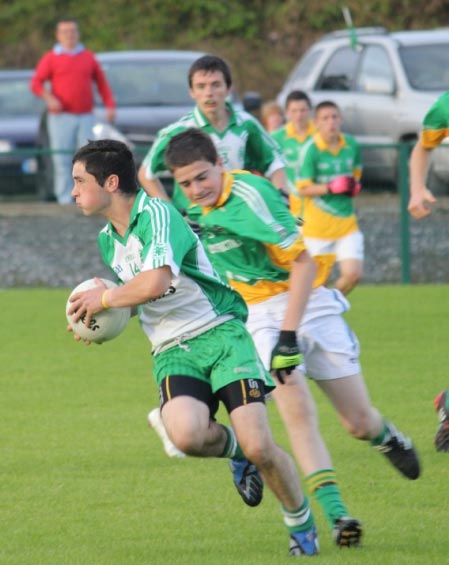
[{"xmin": 1, "ymin": 285, "xmax": 449, "ymax": 564}]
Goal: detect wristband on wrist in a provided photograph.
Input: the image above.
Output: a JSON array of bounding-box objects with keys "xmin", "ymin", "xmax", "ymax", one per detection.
[
  {"xmin": 101, "ymin": 289, "xmax": 111, "ymax": 309},
  {"xmin": 279, "ymin": 330, "xmax": 297, "ymax": 344}
]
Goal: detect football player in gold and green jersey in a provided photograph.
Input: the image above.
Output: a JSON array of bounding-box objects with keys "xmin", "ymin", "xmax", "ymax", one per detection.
[
  {"xmin": 271, "ymin": 91, "xmax": 316, "ymax": 217},
  {"xmin": 159, "ymin": 127, "xmax": 421, "ymax": 547},
  {"xmin": 296, "ymin": 100, "xmax": 363, "ymax": 295},
  {"xmin": 408, "ymin": 91, "xmax": 449, "ymax": 219},
  {"xmin": 68, "ymin": 138, "xmax": 319, "ymax": 557},
  {"xmin": 408, "ymin": 92, "xmax": 449, "ymax": 451},
  {"xmin": 137, "ymin": 54, "xmax": 286, "ymax": 212}
]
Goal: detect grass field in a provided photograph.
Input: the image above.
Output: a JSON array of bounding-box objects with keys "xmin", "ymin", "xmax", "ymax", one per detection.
[{"xmin": 1, "ymin": 285, "xmax": 449, "ymax": 564}]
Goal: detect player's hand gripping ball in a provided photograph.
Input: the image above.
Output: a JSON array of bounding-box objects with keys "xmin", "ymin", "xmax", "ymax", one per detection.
[{"xmin": 66, "ymin": 278, "xmax": 131, "ymax": 344}]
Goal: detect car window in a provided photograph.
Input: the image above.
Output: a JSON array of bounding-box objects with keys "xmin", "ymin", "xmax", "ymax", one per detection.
[
  {"xmin": 315, "ymin": 46, "xmax": 360, "ymax": 91},
  {"xmin": 399, "ymin": 43, "xmax": 449, "ymax": 90},
  {"xmin": 98, "ymin": 60, "xmax": 194, "ymax": 106},
  {"xmin": 0, "ymin": 77, "xmax": 44, "ymax": 117},
  {"xmin": 288, "ymin": 49, "xmax": 324, "ymax": 83},
  {"xmin": 355, "ymin": 45, "xmax": 395, "ymax": 93}
]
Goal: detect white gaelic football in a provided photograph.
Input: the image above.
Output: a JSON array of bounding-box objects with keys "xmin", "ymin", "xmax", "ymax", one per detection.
[{"xmin": 66, "ymin": 278, "xmax": 131, "ymax": 344}]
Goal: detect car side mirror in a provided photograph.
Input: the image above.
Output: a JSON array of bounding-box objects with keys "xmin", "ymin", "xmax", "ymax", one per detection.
[{"xmin": 242, "ymin": 91, "xmax": 262, "ymax": 112}]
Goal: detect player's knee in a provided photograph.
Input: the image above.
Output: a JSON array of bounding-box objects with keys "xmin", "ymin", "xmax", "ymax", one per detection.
[
  {"xmin": 169, "ymin": 426, "xmax": 203, "ymax": 455},
  {"xmin": 242, "ymin": 439, "xmax": 275, "ymax": 469}
]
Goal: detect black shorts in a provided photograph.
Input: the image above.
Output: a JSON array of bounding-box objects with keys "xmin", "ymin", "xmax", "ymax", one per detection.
[{"xmin": 158, "ymin": 375, "xmax": 266, "ymax": 417}]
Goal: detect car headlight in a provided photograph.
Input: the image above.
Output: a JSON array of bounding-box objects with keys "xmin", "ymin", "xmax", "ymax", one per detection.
[{"xmin": 0, "ymin": 139, "xmax": 13, "ymax": 152}]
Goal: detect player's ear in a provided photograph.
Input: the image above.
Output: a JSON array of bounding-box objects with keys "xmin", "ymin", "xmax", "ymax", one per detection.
[{"xmin": 105, "ymin": 174, "xmax": 120, "ymax": 193}]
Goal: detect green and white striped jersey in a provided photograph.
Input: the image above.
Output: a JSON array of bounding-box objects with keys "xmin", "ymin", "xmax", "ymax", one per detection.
[
  {"xmin": 97, "ymin": 190, "xmax": 247, "ymax": 351},
  {"xmin": 141, "ymin": 102, "xmax": 285, "ymax": 210}
]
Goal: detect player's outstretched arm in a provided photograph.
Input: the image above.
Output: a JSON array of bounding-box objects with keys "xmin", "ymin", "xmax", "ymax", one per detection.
[
  {"xmin": 137, "ymin": 167, "xmax": 170, "ymax": 200},
  {"xmin": 408, "ymin": 141, "xmax": 437, "ymax": 219},
  {"xmin": 270, "ymin": 250, "xmax": 317, "ymax": 382}
]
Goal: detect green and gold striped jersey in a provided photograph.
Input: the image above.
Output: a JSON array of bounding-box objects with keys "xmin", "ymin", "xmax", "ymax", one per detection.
[
  {"xmin": 187, "ymin": 171, "xmax": 309, "ymax": 304},
  {"xmin": 297, "ymin": 132, "xmax": 362, "ymax": 239},
  {"xmin": 420, "ymin": 91, "xmax": 449, "ymax": 149}
]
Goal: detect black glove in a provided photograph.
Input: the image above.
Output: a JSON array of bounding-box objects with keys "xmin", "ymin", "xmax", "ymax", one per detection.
[{"xmin": 270, "ymin": 330, "xmax": 302, "ymax": 383}]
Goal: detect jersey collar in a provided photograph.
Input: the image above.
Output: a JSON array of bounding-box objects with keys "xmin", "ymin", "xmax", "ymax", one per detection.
[
  {"xmin": 192, "ymin": 101, "xmax": 236, "ymax": 130},
  {"xmin": 201, "ymin": 171, "xmax": 233, "ymax": 214},
  {"xmin": 286, "ymin": 120, "xmax": 316, "ymax": 142},
  {"xmin": 314, "ymin": 131, "xmax": 347, "ymax": 154}
]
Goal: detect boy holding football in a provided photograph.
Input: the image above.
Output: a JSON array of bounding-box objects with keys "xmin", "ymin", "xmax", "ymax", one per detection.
[{"xmin": 67, "ymin": 138, "xmax": 319, "ymax": 557}]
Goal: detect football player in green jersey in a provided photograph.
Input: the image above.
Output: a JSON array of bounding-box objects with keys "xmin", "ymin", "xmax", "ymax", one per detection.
[
  {"xmin": 137, "ymin": 54, "xmax": 287, "ymax": 211},
  {"xmin": 297, "ymin": 101, "xmax": 363, "ymax": 295},
  {"xmin": 408, "ymin": 92, "xmax": 449, "ymax": 451},
  {"xmin": 158, "ymin": 127, "xmax": 421, "ymax": 547},
  {"xmin": 67, "ymin": 138, "xmax": 319, "ymax": 557},
  {"xmin": 408, "ymin": 91, "xmax": 449, "ymax": 219},
  {"xmin": 271, "ymin": 90, "xmax": 316, "ymax": 217}
]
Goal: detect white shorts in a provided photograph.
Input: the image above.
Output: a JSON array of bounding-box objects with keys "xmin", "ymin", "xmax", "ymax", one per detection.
[
  {"xmin": 246, "ymin": 287, "xmax": 361, "ymax": 381},
  {"xmin": 304, "ymin": 230, "xmax": 364, "ymax": 262}
]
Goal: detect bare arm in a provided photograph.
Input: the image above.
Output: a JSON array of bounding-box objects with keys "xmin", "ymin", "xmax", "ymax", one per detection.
[
  {"xmin": 269, "ymin": 167, "xmax": 288, "ymax": 191},
  {"xmin": 297, "ymin": 182, "xmax": 328, "ymax": 197},
  {"xmin": 69, "ymin": 267, "xmax": 172, "ymax": 327},
  {"xmin": 408, "ymin": 141, "xmax": 437, "ymax": 219},
  {"xmin": 137, "ymin": 164, "xmax": 170, "ymax": 200},
  {"xmin": 281, "ymin": 250, "xmax": 317, "ymax": 331}
]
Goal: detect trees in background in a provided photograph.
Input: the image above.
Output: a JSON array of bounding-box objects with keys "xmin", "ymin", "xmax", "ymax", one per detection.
[{"xmin": 0, "ymin": 0, "xmax": 445, "ymax": 98}]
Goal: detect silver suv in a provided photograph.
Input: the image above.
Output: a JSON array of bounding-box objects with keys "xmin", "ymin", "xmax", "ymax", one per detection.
[{"xmin": 277, "ymin": 27, "xmax": 449, "ymax": 191}]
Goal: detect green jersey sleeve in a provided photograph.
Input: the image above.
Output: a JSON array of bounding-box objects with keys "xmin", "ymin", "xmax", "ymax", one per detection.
[
  {"xmin": 421, "ymin": 92, "xmax": 449, "ymax": 149},
  {"xmin": 297, "ymin": 139, "xmax": 317, "ymax": 182},
  {"xmin": 140, "ymin": 124, "xmax": 188, "ymax": 179}
]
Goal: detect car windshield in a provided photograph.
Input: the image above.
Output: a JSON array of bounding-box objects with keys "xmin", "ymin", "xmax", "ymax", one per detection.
[
  {"xmin": 0, "ymin": 77, "xmax": 44, "ymax": 117},
  {"xmin": 98, "ymin": 60, "xmax": 194, "ymax": 106},
  {"xmin": 399, "ymin": 43, "xmax": 449, "ymax": 90}
]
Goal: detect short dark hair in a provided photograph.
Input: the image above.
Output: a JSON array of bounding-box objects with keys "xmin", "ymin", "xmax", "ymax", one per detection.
[
  {"xmin": 286, "ymin": 90, "xmax": 312, "ymax": 109},
  {"xmin": 188, "ymin": 55, "xmax": 232, "ymax": 88},
  {"xmin": 165, "ymin": 128, "xmax": 218, "ymax": 171},
  {"xmin": 314, "ymin": 100, "xmax": 339, "ymax": 116},
  {"xmin": 72, "ymin": 139, "xmax": 137, "ymax": 194}
]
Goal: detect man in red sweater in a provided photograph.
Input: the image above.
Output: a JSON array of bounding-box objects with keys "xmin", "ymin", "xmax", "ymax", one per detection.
[{"xmin": 31, "ymin": 18, "xmax": 116, "ymax": 204}]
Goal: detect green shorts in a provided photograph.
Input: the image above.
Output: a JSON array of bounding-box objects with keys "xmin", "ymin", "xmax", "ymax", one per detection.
[{"xmin": 153, "ymin": 318, "xmax": 274, "ymax": 393}]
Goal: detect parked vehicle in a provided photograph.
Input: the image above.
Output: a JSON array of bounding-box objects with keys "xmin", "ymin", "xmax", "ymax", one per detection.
[
  {"xmin": 0, "ymin": 51, "xmax": 261, "ymax": 198},
  {"xmin": 95, "ymin": 50, "xmax": 261, "ymax": 193},
  {"xmin": 277, "ymin": 27, "xmax": 449, "ymax": 191},
  {"xmin": 0, "ymin": 69, "xmax": 130, "ymax": 198},
  {"xmin": 0, "ymin": 69, "xmax": 44, "ymax": 195},
  {"xmin": 95, "ymin": 49, "xmax": 261, "ymax": 159}
]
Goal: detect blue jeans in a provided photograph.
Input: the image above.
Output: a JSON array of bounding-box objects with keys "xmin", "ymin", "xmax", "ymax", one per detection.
[{"xmin": 47, "ymin": 113, "xmax": 95, "ymax": 204}]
